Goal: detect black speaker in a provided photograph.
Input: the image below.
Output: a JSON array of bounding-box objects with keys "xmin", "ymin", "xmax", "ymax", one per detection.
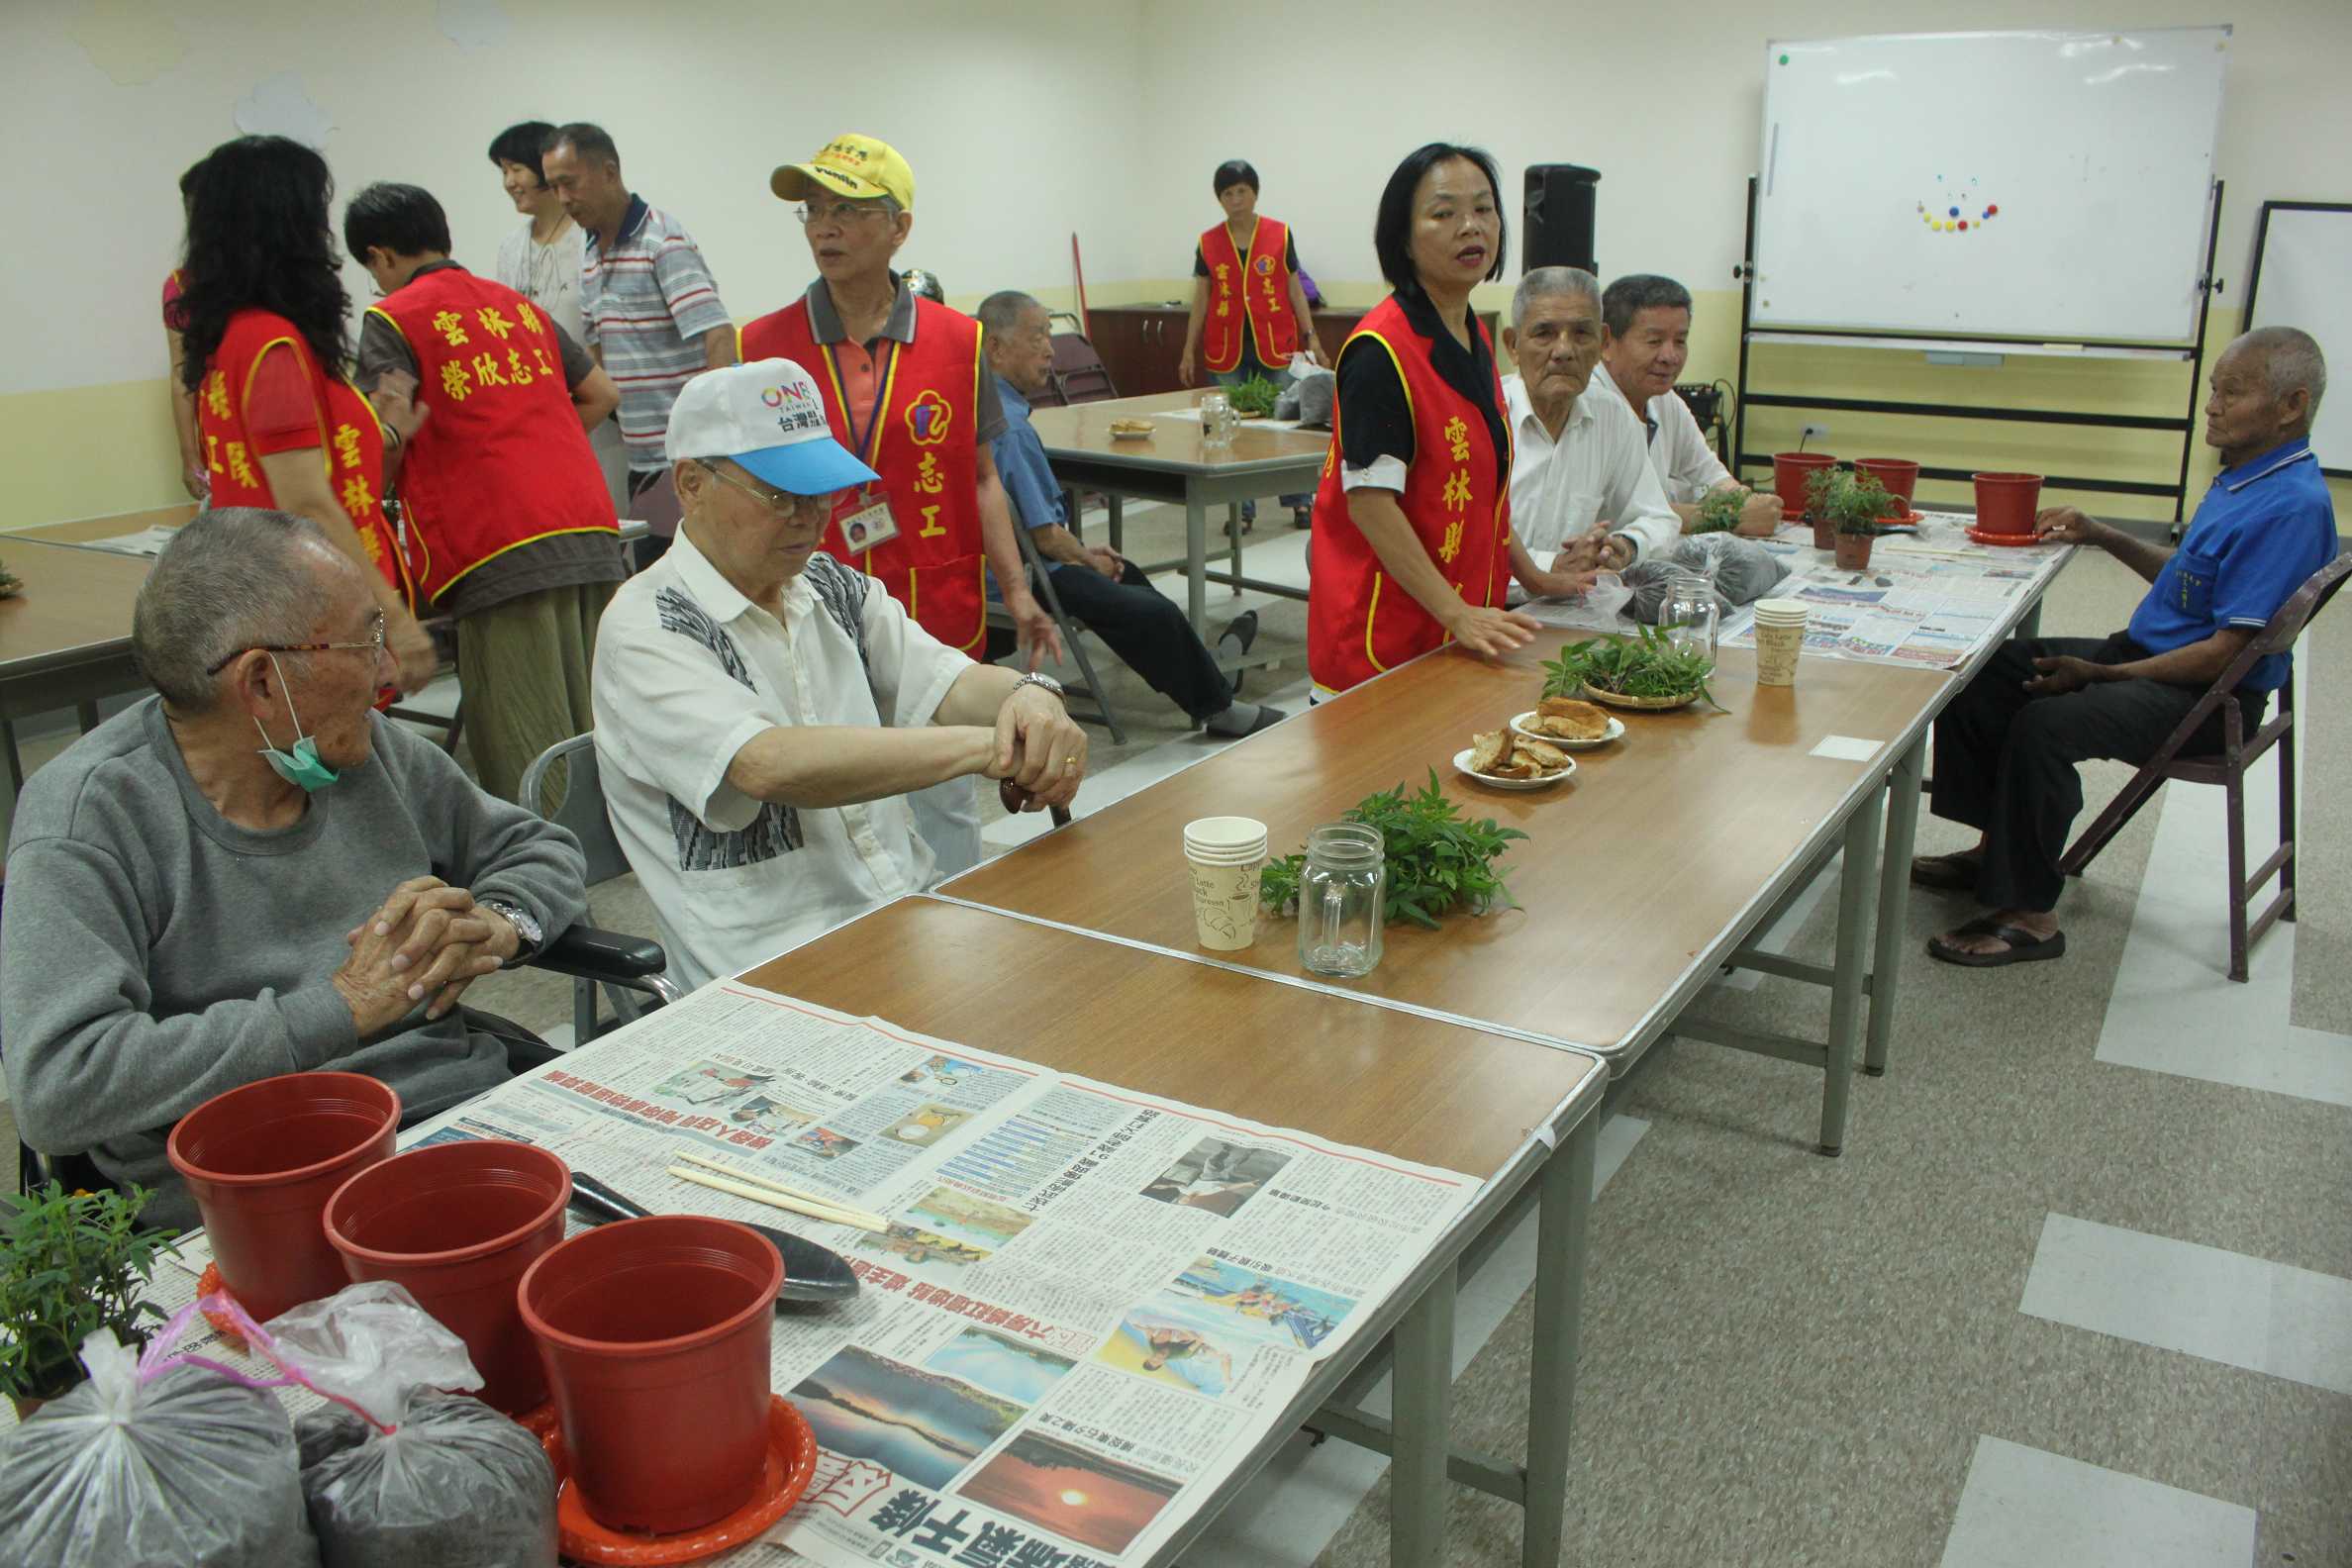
[{"xmin": 1522, "ymin": 163, "xmax": 1602, "ymax": 275}]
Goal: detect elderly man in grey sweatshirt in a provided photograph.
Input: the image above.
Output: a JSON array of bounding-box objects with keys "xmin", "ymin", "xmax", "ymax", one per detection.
[{"xmin": 2, "ymin": 508, "xmax": 586, "ymax": 1228}]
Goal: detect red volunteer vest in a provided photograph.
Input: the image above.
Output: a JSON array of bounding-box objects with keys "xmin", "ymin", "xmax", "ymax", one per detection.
[
  {"xmin": 198, "ymin": 309, "xmax": 416, "ymax": 607},
  {"xmin": 738, "ymin": 294, "xmax": 988, "ymax": 653},
  {"xmin": 1308, "ymin": 295, "xmax": 1513, "ymax": 695},
  {"xmin": 366, "ymin": 266, "xmax": 618, "ymax": 606},
  {"xmin": 1200, "ymin": 218, "xmax": 1300, "ymax": 374}
]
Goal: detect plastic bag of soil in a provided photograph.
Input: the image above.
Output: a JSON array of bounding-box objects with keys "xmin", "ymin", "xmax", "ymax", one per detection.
[
  {"xmin": 0, "ymin": 1308, "xmax": 322, "ymax": 1567},
  {"xmin": 274, "ymin": 1282, "xmax": 556, "ymax": 1568}
]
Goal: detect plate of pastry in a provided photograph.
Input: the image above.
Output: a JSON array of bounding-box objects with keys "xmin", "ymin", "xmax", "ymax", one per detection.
[
  {"xmin": 1455, "ymin": 729, "xmax": 1576, "ymax": 790},
  {"xmin": 1108, "ymin": 418, "xmax": 1155, "ymax": 440},
  {"xmin": 1509, "ymin": 697, "xmax": 1625, "ymax": 750}
]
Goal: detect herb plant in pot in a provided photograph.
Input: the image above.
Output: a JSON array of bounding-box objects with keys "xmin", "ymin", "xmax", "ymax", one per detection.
[
  {"xmin": 1804, "ymin": 465, "xmax": 1843, "ymax": 549},
  {"xmin": 1, "ymin": 1181, "xmax": 179, "ymax": 1419},
  {"xmin": 1822, "ymin": 471, "xmax": 1894, "ymax": 570}
]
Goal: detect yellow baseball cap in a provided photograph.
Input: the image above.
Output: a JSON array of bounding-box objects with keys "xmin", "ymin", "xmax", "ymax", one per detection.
[{"xmin": 770, "ymin": 134, "xmax": 915, "ymax": 212}]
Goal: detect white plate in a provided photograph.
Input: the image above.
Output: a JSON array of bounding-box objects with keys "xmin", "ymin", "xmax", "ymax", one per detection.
[
  {"xmin": 1452, "ymin": 746, "xmax": 1575, "ymax": 790},
  {"xmin": 1509, "ymin": 711, "xmax": 1626, "ymax": 750}
]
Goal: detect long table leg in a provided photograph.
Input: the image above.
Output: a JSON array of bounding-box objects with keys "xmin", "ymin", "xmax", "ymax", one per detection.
[
  {"xmin": 1521, "ymin": 1112, "xmax": 1598, "ymax": 1568},
  {"xmin": 1107, "ymin": 494, "xmax": 1124, "ymax": 555},
  {"xmin": 1185, "ymin": 491, "xmax": 1209, "ymax": 632},
  {"xmin": 1865, "ymin": 737, "xmax": 1925, "ymax": 1077},
  {"xmin": 1389, "ymin": 1259, "xmax": 1457, "ymax": 1568},
  {"xmin": 1820, "ymin": 786, "xmax": 1884, "ymax": 1155}
]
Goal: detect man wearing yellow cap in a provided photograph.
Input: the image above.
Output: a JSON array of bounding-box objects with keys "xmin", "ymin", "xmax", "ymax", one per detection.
[{"xmin": 741, "ymin": 134, "xmax": 1060, "ymax": 874}]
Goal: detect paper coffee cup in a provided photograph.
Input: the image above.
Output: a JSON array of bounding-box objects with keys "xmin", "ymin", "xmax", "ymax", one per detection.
[
  {"xmin": 1752, "ymin": 601, "xmax": 1808, "ymax": 687},
  {"xmin": 1183, "ymin": 817, "xmax": 1266, "ymax": 950}
]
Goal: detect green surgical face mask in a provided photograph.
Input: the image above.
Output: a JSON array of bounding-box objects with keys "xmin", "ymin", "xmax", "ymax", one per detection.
[{"xmin": 252, "ymin": 653, "xmax": 340, "ymax": 792}]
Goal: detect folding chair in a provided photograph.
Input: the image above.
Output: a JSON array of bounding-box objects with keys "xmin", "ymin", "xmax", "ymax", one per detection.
[
  {"xmin": 1046, "ymin": 331, "xmax": 1121, "ymax": 407},
  {"xmin": 518, "ymin": 735, "xmax": 685, "ymax": 1039},
  {"xmin": 2060, "ymin": 551, "xmax": 2352, "ymax": 981},
  {"xmin": 383, "ymin": 612, "xmax": 465, "ymax": 754},
  {"xmin": 985, "ymin": 527, "xmax": 1127, "ymax": 745}
]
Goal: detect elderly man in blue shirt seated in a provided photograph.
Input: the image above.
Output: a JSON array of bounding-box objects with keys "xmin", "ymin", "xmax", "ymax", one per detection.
[
  {"xmin": 2, "ymin": 508, "xmax": 587, "ymax": 1225},
  {"xmin": 1914, "ymin": 327, "xmax": 2335, "ymax": 968},
  {"xmin": 977, "ymin": 290, "xmax": 1283, "ymax": 737}
]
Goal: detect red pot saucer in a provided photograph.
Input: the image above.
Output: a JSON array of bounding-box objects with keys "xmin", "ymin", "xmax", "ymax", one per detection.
[
  {"xmin": 1966, "ymin": 526, "xmax": 2045, "ymax": 547},
  {"xmin": 550, "ymin": 1395, "xmax": 817, "ymax": 1565}
]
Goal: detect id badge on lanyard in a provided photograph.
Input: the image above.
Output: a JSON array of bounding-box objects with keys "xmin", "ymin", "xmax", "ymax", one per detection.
[{"xmin": 828, "ymin": 341, "xmax": 902, "ymax": 553}]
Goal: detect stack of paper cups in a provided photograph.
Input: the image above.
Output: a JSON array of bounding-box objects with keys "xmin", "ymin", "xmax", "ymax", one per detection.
[
  {"xmin": 1752, "ymin": 599, "xmax": 1810, "ymax": 687},
  {"xmin": 1182, "ymin": 816, "xmax": 1268, "ymax": 950}
]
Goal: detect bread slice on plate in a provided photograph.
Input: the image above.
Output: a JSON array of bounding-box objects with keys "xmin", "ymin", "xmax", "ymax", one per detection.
[
  {"xmin": 1535, "ymin": 696, "xmax": 1611, "ymax": 739},
  {"xmin": 1513, "ymin": 736, "xmax": 1571, "ymax": 775},
  {"xmin": 1469, "ymin": 729, "xmax": 1512, "ymax": 775}
]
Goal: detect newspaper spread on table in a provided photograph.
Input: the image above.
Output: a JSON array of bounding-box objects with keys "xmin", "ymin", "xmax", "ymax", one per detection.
[
  {"xmin": 158, "ymin": 980, "xmax": 1480, "ymax": 1568},
  {"xmin": 1718, "ymin": 513, "xmax": 2067, "ymax": 669}
]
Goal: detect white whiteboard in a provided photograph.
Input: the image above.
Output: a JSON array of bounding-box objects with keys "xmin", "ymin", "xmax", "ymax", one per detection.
[
  {"xmin": 2246, "ymin": 206, "xmax": 2352, "ymax": 476},
  {"xmin": 1751, "ymin": 27, "xmax": 2229, "ymax": 344}
]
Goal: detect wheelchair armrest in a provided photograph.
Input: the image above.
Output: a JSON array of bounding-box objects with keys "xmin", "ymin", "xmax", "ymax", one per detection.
[{"xmin": 532, "ymin": 923, "xmax": 667, "ymax": 983}]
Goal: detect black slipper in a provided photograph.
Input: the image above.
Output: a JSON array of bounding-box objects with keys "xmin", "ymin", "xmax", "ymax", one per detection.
[
  {"xmin": 1910, "ymin": 854, "xmax": 1982, "ymax": 892},
  {"xmin": 1926, "ymin": 916, "xmax": 2067, "ymax": 967}
]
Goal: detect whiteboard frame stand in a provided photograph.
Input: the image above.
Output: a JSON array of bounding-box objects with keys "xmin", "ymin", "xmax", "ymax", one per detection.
[
  {"xmin": 2241, "ymin": 200, "xmax": 2352, "ymax": 481},
  {"xmin": 1729, "ymin": 176, "xmax": 2226, "ymax": 527}
]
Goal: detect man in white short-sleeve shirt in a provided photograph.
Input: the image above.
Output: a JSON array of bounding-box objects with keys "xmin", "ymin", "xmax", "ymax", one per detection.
[
  {"xmin": 1498, "ymin": 267, "xmax": 1681, "ymax": 586},
  {"xmin": 1595, "ymin": 273, "xmax": 1780, "ymax": 536},
  {"xmin": 592, "ymin": 358, "xmax": 1088, "ymax": 991}
]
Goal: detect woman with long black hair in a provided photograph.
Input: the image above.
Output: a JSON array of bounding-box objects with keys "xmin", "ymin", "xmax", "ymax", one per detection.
[
  {"xmin": 1305, "ymin": 142, "xmax": 1541, "ymax": 698},
  {"xmin": 178, "ymin": 135, "xmax": 435, "ymax": 691}
]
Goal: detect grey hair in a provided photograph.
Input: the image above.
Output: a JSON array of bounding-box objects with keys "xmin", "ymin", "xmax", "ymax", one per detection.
[
  {"xmin": 1511, "ymin": 266, "xmax": 1600, "ymax": 330},
  {"xmin": 975, "ymin": 290, "xmax": 1045, "ymax": 335},
  {"xmin": 132, "ymin": 508, "xmax": 349, "ymax": 710},
  {"xmin": 2233, "ymin": 325, "xmax": 2327, "ymax": 424},
  {"xmin": 1602, "ymin": 273, "xmax": 1695, "ymax": 338}
]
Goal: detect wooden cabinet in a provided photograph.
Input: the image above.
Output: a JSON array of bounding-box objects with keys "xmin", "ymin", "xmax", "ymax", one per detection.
[{"xmin": 1070, "ymin": 305, "xmax": 1495, "ymax": 399}]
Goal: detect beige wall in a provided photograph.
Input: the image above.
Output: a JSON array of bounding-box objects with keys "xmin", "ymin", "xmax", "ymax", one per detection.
[{"xmin": 5, "ymin": 0, "xmax": 2347, "ymax": 528}]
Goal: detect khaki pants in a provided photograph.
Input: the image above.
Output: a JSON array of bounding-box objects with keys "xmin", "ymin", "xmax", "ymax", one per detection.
[{"xmin": 455, "ymin": 581, "xmax": 616, "ymax": 810}]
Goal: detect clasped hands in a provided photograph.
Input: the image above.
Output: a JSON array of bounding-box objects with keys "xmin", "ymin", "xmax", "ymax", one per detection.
[
  {"xmin": 332, "ymin": 875, "xmax": 521, "ymax": 1033},
  {"xmin": 988, "ymin": 686, "xmax": 1089, "ymax": 812}
]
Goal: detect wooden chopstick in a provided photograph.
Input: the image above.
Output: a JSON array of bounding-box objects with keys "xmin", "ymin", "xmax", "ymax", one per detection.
[
  {"xmin": 672, "ymin": 1147, "xmax": 891, "ymax": 1228},
  {"xmin": 664, "ymin": 1159, "xmax": 890, "ymax": 1234}
]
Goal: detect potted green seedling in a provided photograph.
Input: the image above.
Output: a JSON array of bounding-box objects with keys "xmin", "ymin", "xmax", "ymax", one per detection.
[
  {"xmin": 1804, "ymin": 465, "xmax": 1843, "ymax": 549},
  {"xmin": 1824, "ymin": 471, "xmax": 1894, "ymax": 570},
  {"xmin": 0, "ymin": 1182, "xmax": 180, "ymax": 1418},
  {"xmin": 1690, "ymin": 487, "xmax": 1747, "ymax": 536}
]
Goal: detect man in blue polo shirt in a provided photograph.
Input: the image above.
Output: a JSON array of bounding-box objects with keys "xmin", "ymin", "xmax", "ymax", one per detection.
[{"xmin": 1914, "ymin": 326, "xmax": 2334, "ymax": 967}]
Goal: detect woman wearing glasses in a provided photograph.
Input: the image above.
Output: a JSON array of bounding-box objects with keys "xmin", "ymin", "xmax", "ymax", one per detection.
[
  {"xmin": 738, "ymin": 133, "xmax": 1057, "ymax": 878},
  {"xmin": 175, "ymin": 135, "xmax": 437, "ymax": 693}
]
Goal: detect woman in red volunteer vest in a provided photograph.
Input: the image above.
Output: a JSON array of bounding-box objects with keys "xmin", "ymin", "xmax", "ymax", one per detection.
[
  {"xmin": 176, "ymin": 136, "xmax": 436, "ymax": 693},
  {"xmin": 1178, "ymin": 159, "xmax": 1324, "ymax": 531},
  {"xmin": 739, "ymin": 133, "xmax": 1056, "ymax": 672},
  {"xmin": 1307, "ymin": 144, "xmax": 1544, "ymax": 697}
]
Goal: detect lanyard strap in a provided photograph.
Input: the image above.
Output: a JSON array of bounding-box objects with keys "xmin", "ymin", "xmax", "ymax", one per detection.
[{"xmin": 826, "ymin": 339, "xmax": 901, "ymax": 467}]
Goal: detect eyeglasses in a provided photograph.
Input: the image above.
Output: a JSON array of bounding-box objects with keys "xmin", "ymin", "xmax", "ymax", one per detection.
[
  {"xmin": 707, "ymin": 463, "xmax": 830, "ymax": 520},
  {"xmin": 795, "ymin": 201, "xmax": 896, "ymax": 228},
  {"xmin": 207, "ymin": 610, "xmax": 387, "ymax": 675}
]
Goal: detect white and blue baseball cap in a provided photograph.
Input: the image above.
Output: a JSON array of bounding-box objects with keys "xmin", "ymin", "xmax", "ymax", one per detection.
[{"xmin": 664, "ymin": 357, "xmax": 879, "ymax": 495}]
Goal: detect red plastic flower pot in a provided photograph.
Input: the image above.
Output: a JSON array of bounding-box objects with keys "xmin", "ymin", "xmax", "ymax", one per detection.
[
  {"xmin": 1973, "ymin": 471, "xmax": 2044, "ymax": 536},
  {"xmin": 1811, "ymin": 517, "xmax": 1836, "ymax": 550},
  {"xmin": 1773, "ymin": 451, "xmax": 1838, "ymax": 518},
  {"xmin": 519, "ymin": 1215, "xmax": 783, "ymax": 1535},
  {"xmin": 325, "ymin": 1139, "xmax": 572, "ymax": 1415},
  {"xmin": 166, "ymin": 1071, "xmax": 400, "ymax": 1323},
  {"xmin": 1854, "ymin": 457, "xmax": 1919, "ymax": 510}
]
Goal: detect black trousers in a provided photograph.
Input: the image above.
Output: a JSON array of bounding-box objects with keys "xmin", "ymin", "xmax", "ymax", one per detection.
[
  {"xmin": 1040, "ymin": 561, "xmax": 1235, "ymax": 722},
  {"xmin": 1928, "ymin": 633, "xmax": 2263, "ymax": 912}
]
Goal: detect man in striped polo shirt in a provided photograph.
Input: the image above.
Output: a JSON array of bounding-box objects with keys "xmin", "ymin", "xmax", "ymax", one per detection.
[{"xmin": 544, "ymin": 122, "xmax": 737, "ymax": 566}]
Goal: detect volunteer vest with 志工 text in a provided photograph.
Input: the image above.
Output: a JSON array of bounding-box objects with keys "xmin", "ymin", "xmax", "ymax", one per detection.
[
  {"xmin": 1307, "ymin": 295, "xmax": 1512, "ymax": 695},
  {"xmin": 737, "ymin": 296, "xmax": 988, "ymax": 653},
  {"xmin": 198, "ymin": 308, "xmax": 416, "ymax": 606},
  {"xmin": 365, "ymin": 266, "xmax": 618, "ymax": 607},
  {"xmin": 1199, "ymin": 218, "xmax": 1301, "ymax": 374}
]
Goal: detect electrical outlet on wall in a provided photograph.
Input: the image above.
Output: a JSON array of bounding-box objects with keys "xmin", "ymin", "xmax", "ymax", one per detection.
[{"xmin": 1802, "ymin": 423, "xmax": 1830, "ymax": 443}]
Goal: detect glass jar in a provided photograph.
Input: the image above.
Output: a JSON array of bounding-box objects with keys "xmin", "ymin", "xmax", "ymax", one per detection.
[
  {"xmin": 1659, "ymin": 566, "xmax": 1720, "ymax": 663},
  {"xmin": 1200, "ymin": 390, "xmax": 1236, "ymax": 450},
  {"xmin": 1296, "ymin": 823, "xmax": 1386, "ymax": 978}
]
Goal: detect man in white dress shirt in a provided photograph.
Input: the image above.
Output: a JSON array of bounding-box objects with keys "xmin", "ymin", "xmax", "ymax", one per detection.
[
  {"xmin": 591, "ymin": 358, "xmax": 1088, "ymax": 991},
  {"xmin": 1499, "ymin": 267, "xmax": 1681, "ymax": 590},
  {"xmin": 1594, "ymin": 273, "xmax": 1780, "ymax": 536}
]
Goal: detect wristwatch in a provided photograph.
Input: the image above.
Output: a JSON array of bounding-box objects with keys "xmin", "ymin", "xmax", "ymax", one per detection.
[
  {"xmin": 477, "ymin": 899, "xmax": 543, "ymax": 967},
  {"xmin": 1012, "ymin": 672, "xmax": 1066, "ymax": 703}
]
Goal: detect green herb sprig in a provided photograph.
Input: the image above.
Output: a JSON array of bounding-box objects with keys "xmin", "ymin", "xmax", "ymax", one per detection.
[
  {"xmin": 1691, "ymin": 487, "xmax": 1747, "ymax": 535},
  {"xmin": 1260, "ymin": 770, "xmax": 1526, "ymax": 930},
  {"xmin": 0, "ymin": 1182, "xmax": 179, "ymax": 1402},
  {"xmin": 1225, "ymin": 373, "xmax": 1283, "ymax": 418},
  {"xmin": 1542, "ymin": 623, "xmax": 1720, "ymax": 708}
]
